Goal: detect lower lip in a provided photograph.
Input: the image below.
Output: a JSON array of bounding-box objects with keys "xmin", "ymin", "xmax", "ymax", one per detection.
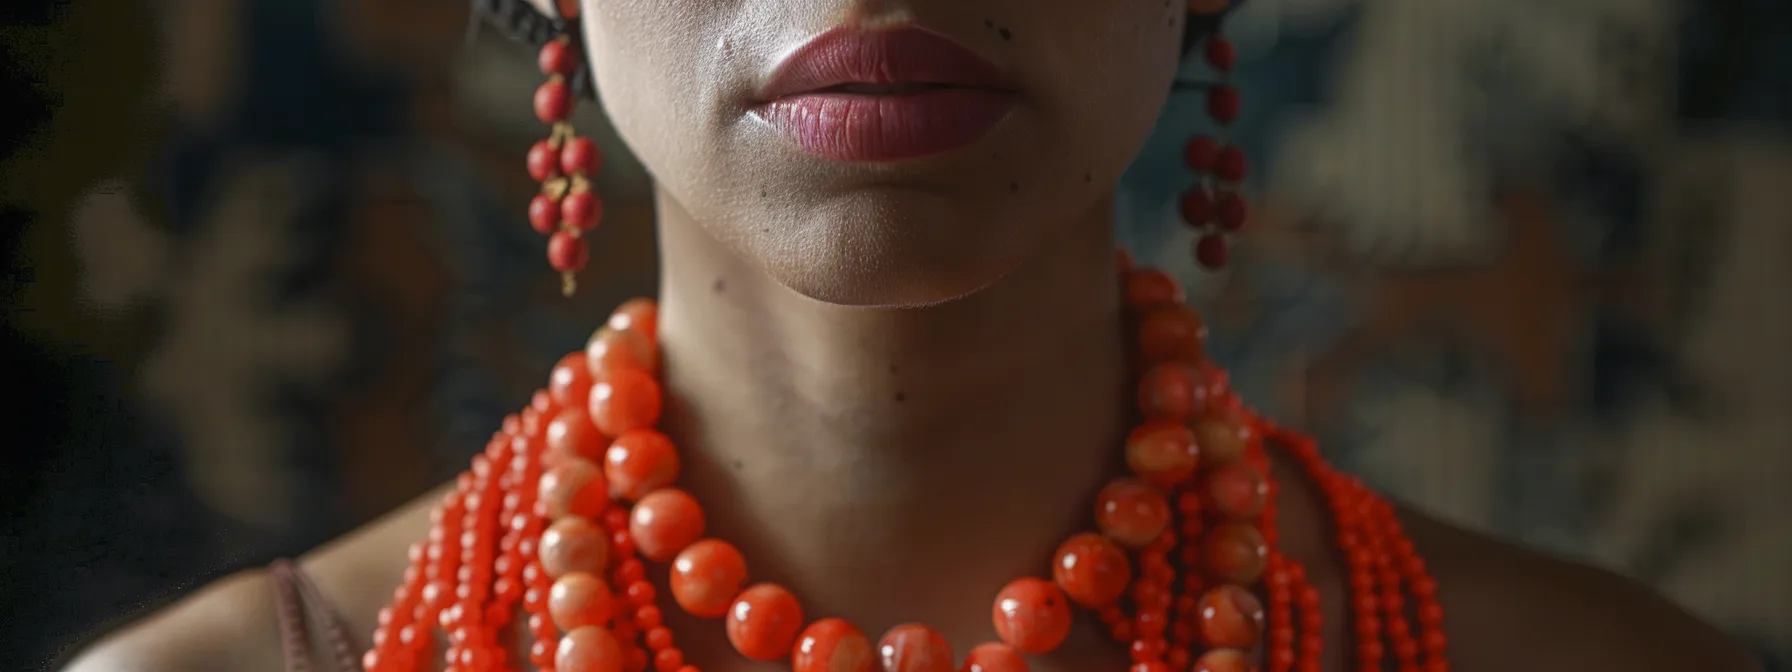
[{"xmin": 755, "ymin": 89, "xmax": 1015, "ymax": 163}]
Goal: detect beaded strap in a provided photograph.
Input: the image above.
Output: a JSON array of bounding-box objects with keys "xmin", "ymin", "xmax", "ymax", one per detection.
[{"xmin": 270, "ymin": 559, "xmax": 363, "ymax": 672}]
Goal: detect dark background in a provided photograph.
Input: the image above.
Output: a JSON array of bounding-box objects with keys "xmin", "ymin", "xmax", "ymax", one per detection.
[{"xmin": 4, "ymin": 0, "xmax": 1789, "ymax": 669}]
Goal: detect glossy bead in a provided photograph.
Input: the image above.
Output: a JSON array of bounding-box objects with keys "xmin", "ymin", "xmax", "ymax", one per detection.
[
  {"xmin": 1204, "ymin": 36, "xmax": 1237, "ymax": 71},
  {"xmin": 528, "ymin": 140, "xmax": 562, "ymax": 181},
  {"xmin": 1184, "ymin": 136, "xmax": 1218, "ymax": 171},
  {"xmin": 535, "ymin": 79, "xmax": 572, "ymax": 123},
  {"xmin": 877, "ymin": 624, "xmax": 954, "ymax": 672},
  {"xmin": 540, "ymin": 517, "xmax": 610, "ymax": 578},
  {"xmin": 590, "ymin": 368, "xmax": 663, "ymax": 436},
  {"xmin": 1094, "ymin": 479, "xmax": 1171, "ymax": 548},
  {"xmin": 1196, "ymin": 584, "xmax": 1264, "ymax": 649},
  {"xmin": 562, "ymin": 190, "xmax": 603, "ymax": 230},
  {"xmin": 1180, "ymin": 188, "xmax": 1213, "ymax": 227},
  {"xmin": 793, "ymin": 618, "xmax": 874, "ymax": 672},
  {"xmin": 551, "ymin": 352, "xmax": 597, "ymax": 409},
  {"xmin": 960, "ymin": 642, "xmax": 1027, "ymax": 672},
  {"xmin": 991, "ymin": 578, "xmax": 1072, "ymax": 654},
  {"xmin": 1207, "ymin": 85, "xmax": 1240, "ymax": 124},
  {"xmin": 630, "ymin": 488, "xmax": 706, "ymax": 562},
  {"xmin": 725, "ymin": 583, "xmax": 805, "ymax": 662},
  {"xmin": 539, "ymin": 40, "xmax": 577, "ymax": 76},
  {"xmin": 1137, "ymin": 362, "xmax": 1195, "ymax": 421},
  {"xmin": 550, "ymin": 230, "xmax": 590, "ymax": 271},
  {"xmin": 546, "ymin": 407, "xmax": 608, "ymax": 464},
  {"xmin": 1123, "ymin": 269, "xmax": 1183, "ymax": 310},
  {"xmin": 670, "ymin": 539, "xmax": 748, "ymax": 619},
  {"xmin": 539, "ymin": 458, "xmax": 608, "ymax": 520},
  {"xmin": 529, "ymin": 194, "xmax": 562, "ymax": 235},
  {"xmin": 1052, "ymin": 533, "xmax": 1131, "ymax": 608},
  {"xmin": 556, "ymin": 625, "xmax": 624, "ymax": 672},
  {"xmin": 604, "ymin": 429, "xmax": 681, "ymax": 500},
  {"xmin": 1194, "ymin": 234, "xmax": 1227, "ymax": 270},
  {"xmin": 550, "ymin": 572, "xmax": 614, "ymax": 632},
  {"xmin": 1190, "ymin": 647, "xmax": 1251, "ymax": 672},
  {"xmin": 1205, "ymin": 462, "xmax": 1268, "ymax": 521},
  {"xmin": 1135, "ymin": 305, "xmax": 1206, "ymax": 364},
  {"xmin": 1201, "ymin": 523, "xmax": 1268, "ymax": 585},
  {"xmin": 608, "ymin": 298, "xmax": 659, "ymax": 342},
  {"xmin": 1215, "ymin": 192, "xmax": 1248, "ymax": 232},
  {"xmin": 587, "ymin": 327, "xmax": 657, "ymax": 376},
  {"xmin": 562, "ymin": 136, "xmax": 601, "ymax": 176},
  {"xmin": 1215, "ymin": 146, "xmax": 1246, "ymax": 182},
  {"xmin": 1193, "ymin": 417, "xmax": 1248, "ymax": 466},
  {"xmin": 1125, "ymin": 421, "xmax": 1199, "ymax": 488}
]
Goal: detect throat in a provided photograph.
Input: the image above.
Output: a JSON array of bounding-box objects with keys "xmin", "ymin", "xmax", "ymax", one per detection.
[{"xmin": 647, "ymin": 199, "xmax": 1130, "ymax": 641}]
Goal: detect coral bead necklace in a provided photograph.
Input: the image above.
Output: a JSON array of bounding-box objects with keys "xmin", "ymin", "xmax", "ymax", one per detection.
[{"xmin": 359, "ymin": 259, "xmax": 1449, "ymax": 672}]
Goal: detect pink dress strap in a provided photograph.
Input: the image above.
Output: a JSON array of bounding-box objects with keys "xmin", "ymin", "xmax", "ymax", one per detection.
[{"xmin": 268, "ymin": 558, "xmax": 362, "ymax": 672}]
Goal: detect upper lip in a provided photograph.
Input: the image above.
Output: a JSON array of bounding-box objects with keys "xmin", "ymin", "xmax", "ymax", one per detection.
[{"xmin": 757, "ymin": 25, "xmax": 1012, "ymax": 102}]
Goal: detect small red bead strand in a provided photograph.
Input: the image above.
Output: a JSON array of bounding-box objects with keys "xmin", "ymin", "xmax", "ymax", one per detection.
[
  {"xmin": 1180, "ymin": 27, "xmax": 1249, "ymax": 271},
  {"xmin": 528, "ymin": 36, "xmax": 605, "ymax": 297}
]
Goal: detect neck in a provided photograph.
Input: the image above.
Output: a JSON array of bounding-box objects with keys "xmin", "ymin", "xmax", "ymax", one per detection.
[{"xmin": 651, "ymin": 187, "xmax": 1130, "ymax": 636}]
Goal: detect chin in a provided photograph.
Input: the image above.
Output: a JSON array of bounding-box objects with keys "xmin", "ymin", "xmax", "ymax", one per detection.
[{"xmin": 747, "ymin": 191, "xmax": 1042, "ymax": 308}]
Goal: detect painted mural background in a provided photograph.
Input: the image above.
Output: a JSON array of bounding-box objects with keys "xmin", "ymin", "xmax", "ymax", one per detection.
[{"xmin": 3, "ymin": 0, "xmax": 1786, "ymax": 667}]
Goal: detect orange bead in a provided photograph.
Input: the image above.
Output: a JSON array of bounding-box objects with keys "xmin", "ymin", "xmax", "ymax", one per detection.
[
  {"xmin": 1195, "ymin": 584, "xmax": 1264, "ymax": 649},
  {"xmin": 540, "ymin": 517, "xmax": 611, "ymax": 578},
  {"xmin": 629, "ymin": 489, "xmax": 706, "ymax": 562},
  {"xmin": 540, "ymin": 458, "xmax": 609, "ymax": 520},
  {"xmin": 1137, "ymin": 362, "xmax": 1195, "ymax": 421},
  {"xmin": 551, "ymin": 352, "xmax": 596, "ymax": 409},
  {"xmin": 590, "ymin": 368, "xmax": 663, "ymax": 436},
  {"xmin": 604, "ymin": 429, "xmax": 681, "ymax": 501},
  {"xmin": 990, "ymin": 578, "xmax": 1072, "ymax": 654},
  {"xmin": 726, "ymin": 583, "xmax": 805, "ymax": 662},
  {"xmin": 1123, "ymin": 269, "xmax": 1183, "ymax": 311},
  {"xmin": 1190, "ymin": 647, "xmax": 1251, "ymax": 672},
  {"xmin": 1204, "ymin": 462, "xmax": 1268, "ymax": 521},
  {"xmin": 608, "ymin": 298, "xmax": 659, "ymax": 343},
  {"xmin": 877, "ymin": 624, "xmax": 954, "ymax": 672},
  {"xmin": 1125, "ymin": 421, "xmax": 1199, "ymax": 487},
  {"xmin": 1201, "ymin": 523, "xmax": 1268, "ymax": 585},
  {"xmin": 1135, "ymin": 305, "xmax": 1206, "ymax": 363},
  {"xmin": 1051, "ymin": 532, "xmax": 1131, "ymax": 608},
  {"xmin": 1193, "ymin": 416, "xmax": 1248, "ymax": 466},
  {"xmin": 556, "ymin": 625, "xmax": 625, "ymax": 672},
  {"xmin": 793, "ymin": 618, "xmax": 874, "ymax": 672},
  {"xmin": 547, "ymin": 407, "xmax": 609, "ymax": 463},
  {"xmin": 670, "ymin": 539, "xmax": 748, "ymax": 619},
  {"xmin": 587, "ymin": 327, "xmax": 658, "ymax": 376},
  {"xmin": 549, "ymin": 572, "xmax": 615, "ymax": 632},
  {"xmin": 1094, "ymin": 479, "xmax": 1171, "ymax": 548},
  {"xmin": 960, "ymin": 642, "xmax": 1028, "ymax": 672}
]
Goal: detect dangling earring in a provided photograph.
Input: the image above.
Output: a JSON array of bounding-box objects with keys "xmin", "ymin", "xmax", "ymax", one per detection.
[
  {"xmin": 524, "ymin": 2, "xmax": 604, "ymax": 297},
  {"xmin": 1179, "ymin": 2, "xmax": 1249, "ymax": 270}
]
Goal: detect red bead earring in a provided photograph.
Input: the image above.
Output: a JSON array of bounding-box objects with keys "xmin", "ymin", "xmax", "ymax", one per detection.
[
  {"xmin": 1179, "ymin": 8, "xmax": 1249, "ymax": 271},
  {"xmin": 526, "ymin": 13, "xmax": 604, "ymax": 297}
]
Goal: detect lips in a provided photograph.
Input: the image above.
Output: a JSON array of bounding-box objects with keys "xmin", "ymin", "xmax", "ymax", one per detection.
[{"xmin": 752, "ymin": 26, "xmax": 1018, "ymax": 163}]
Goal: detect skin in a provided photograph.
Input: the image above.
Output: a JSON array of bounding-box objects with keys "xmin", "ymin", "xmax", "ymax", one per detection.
[{"xmin": 61, "ymin": 0, "xmax": 1763, "ymax": 671}]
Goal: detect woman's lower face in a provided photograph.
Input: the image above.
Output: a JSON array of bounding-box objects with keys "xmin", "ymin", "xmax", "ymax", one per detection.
[{"xmin": 576, "ymin": 0, "xmax": 1190, "ymax": 306}]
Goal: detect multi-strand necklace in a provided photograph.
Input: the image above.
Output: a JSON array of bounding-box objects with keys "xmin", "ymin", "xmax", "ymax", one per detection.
[{"xmin": 356, "ymin": 258, "xmax": 1449, "ymax": 672}]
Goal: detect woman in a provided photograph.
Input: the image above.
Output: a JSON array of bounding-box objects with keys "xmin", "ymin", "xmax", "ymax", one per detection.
[{"xmin": 63, "ymin": 0, "xmax": 1760, "ymax": 671}]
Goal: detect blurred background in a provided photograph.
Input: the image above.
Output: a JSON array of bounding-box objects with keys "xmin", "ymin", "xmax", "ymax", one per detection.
[{"xmin": 1, "ymin": 0, "xmax": 1787, "ymax": 669}]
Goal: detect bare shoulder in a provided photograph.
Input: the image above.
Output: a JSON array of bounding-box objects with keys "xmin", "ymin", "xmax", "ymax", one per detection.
[
  {"xmin": 59, "ymin": 484, "xmax": 451, "ymax": 672},
  {"xmin": 57, "ymin": 568, "xmax": 285, "ymax": 672},
  {"xmin": 1399, "ymin": 507, "xmax": 1763, "ymax": 672}
]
